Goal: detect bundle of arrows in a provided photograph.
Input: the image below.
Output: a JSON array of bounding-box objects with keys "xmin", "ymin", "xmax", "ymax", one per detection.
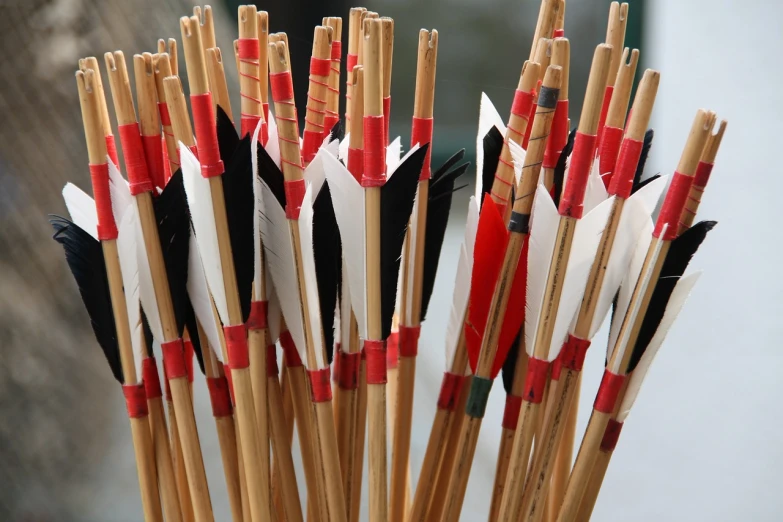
[{"xmin": 50, "ymin": 0, "xmax": 726, "ymax": 521}]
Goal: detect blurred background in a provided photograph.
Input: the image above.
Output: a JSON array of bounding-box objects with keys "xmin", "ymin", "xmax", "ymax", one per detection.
[{"xmin": 0, "ymin": 0, "xmax": 780, "ymax": 520}]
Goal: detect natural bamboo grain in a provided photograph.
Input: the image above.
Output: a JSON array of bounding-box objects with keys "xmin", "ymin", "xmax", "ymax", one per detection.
[{"xmin": 206, "ymin": 48, "xmax": 233, "ymax": 121}]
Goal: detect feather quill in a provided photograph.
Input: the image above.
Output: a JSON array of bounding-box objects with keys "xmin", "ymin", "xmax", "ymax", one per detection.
[
  {"xmin": 251, "ymin": 119, "xmax": 265, "ymax": 296},
  {"xmin": 116, "ymin": 206, "xmax": 144, "ymax": 379},
  {"xmin": 298, "ymin": 185, "xmax": 326, "ymax": 368},
  {"xmin": 108, "ymin": 160, "xmax": 133, "ymax": 224},
  {"xmin": 186, "ymin": 229, "xmax": 224, "ymax": 364}
]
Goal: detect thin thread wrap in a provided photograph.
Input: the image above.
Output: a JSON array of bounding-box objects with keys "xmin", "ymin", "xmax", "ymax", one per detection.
[
  {"xmin": 608, "ymin": 138, "xmax": 644, "ymax": 199},
  {"xmin": 117, "ymin": 123, "xmax": 153, "ymax": 195},
  {"xmin": 437, "ymin": 372, "xmax": 465, "ymax": 411},
  {"xmin": 338, "ymin": 351, "xmax": 361, "ymax": 390},
  {"xmin": 284, "ymin": 179, "xmax": 306, "ymax": 220},
  {"xmin": 523, "ymin": 357, "xmax": 549, "ymax": 404},
  {"xmin": 347, "ymin": 147, "xmax": 364, "ymax": 183},
  {"xmin": 161, "ymin": 338, "xmax": 187, "ymax": 380},
  {"xmin": 543, "ymin": 99, "xmax": 570, "ymax": 169},
  {"xmin": 598, "ymin": 125, "xmax": 624, "ymax": 188},
  {"xmin": 559, "ymin": 132, "xmax": 598, "ymax": 218},
  {"xmin": 267, "ymin": 344, "xmax": 279, "ymax": 377},
  {"xmin": 280, "ymin": 330, "xmax": 302, "ymax": 368},
  {"xmin": 247, "ymin": 300, "xmax": 269, "ymax": 330},
  {"xmin": 88, "ymin": 163, "xmax": 118, "ymax": 240},
  {"xmin": 654, "ymin": 171, "xmax": 694, "ymax": 240},
  {"xmin": 123, "ymin": 384, "xmax": 149, "ymax": 418},
  {"xmin": 502, "ymin": 394, "xmax": 523, "ymax": 430},
  {"xmin": 191, "ymin": 93, "xmax": 225, "ymax": 178},
  {"xmin": 386, "ymin": 331, "xmax": 399, "ymax": 369},
  {"xmin": 142, "ymin": 357, "xmax": 163, "ymax": 399},
  {"xmin": 207, "ymin": 376, "xmax": 233, "ymax": 417},
  {"xmin": 600, "ymin": 418, "xmax": 624, "ymax": 452},
  {"xmin": 594, "ymin": 369, "xmax": 626, "ymax": 414},
  {"xmin": 411, "ymin": 117, "xmax": 434, "ymax": 181},
  {"xmin": 465, "ymin": 376, "xmax": 493, "ymax": 418},
  {"xmin": 362, "ymin": 115, "xmax": 386, "ymax": 187},
  {"xmin": 364, "ymin": 339, "xmax": 387, "ymax": 384},
  {"xmin": 308, "ymin": 368, "xmax": 333, "ymax": 403},
  {"xmin": 398, "ymin": 325, "xmax": 421, "ymax": 358},
  {"xmin": 224, "ymin": 324, "xmax": 249, "ymax": 370}
]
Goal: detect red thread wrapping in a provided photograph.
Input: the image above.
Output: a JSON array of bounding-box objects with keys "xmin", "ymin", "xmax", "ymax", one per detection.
[
  {"xmin": 310, "ymin": 57, "xmax": 331, "ymax": 77},
  {"xmin": 267, "ymin": 344, "xmax": 279, "ymax": 377},
  {"xmin": 142, "ymin": 357, "xmax": 163, "ymax": 399},
  {"xmin": 346, "ymin": 54, "xmax": 358, "ymax": 74},
  {"xmin": 553, "ymin": 28, "xmax": 565, "ymax": 38},
  {"xmin": 654, "ymin": 172, "xmax": 694, "ymax": 240},
  {"xmin": 594, "ymin": 370, "xmax": 626, "ymax": 414},
  {"xmin": 502, "ymin": 394, "xmax": 523, "ymax": 429},
  {"xmin": 241, "ymin": 115, "xmax": 262, "ymax": 141},
  {"xmin": 383, "ymin": 96, "xmax": 391, "ymax": 150},
  {"xmin": 302, "ymin": 129, "xmax": 323, "ymax": 164},
  {"xmin": 223, "ymin": 364, "xmax": 236, "ymax": 405},
  {"xmin": 323, "ymin": 114, "xmax": 339, "ymax": 140},
  {"xmin": 437, "ymin": 372, "xmax": 465, "ymax": 411},
  {"xmin": 551, "ymin": 353, "xmax": 563, "ymax": 381},
  {"xmin": 284, "ymin": 179, "xmax": 306, "ymax": 220},
  {"xmin": 523, "ymin": 357, "xmax": 549, "ymax": 404},
  {"xmin": 162, "ymin": 136, "xmax": 172, "ymax": 183},
  {"xmin": 362, "ymin": 115, "xmax": 386, "ymax": 187},
  {"xmin": 117, "ymin": 123, "xmax": 153, "ymax": 195},
  {"xmin": 598, "ymin": 125, "xmax": 624, "ymax": 188},
  {"xmin": 88, "ymin": 163, "xmax": 118, "ymax": 240},
  {"xmin": 347, "ymin": 147, "xmax": 364, "ymax": 183},
  {"xmin": 105, "ymin": 134, "xmax": 119, "ymax": 167},
  {"xmin": 559, "ymin": 132, "xmax": 598, "ymax": 218},
  {"xmin": 247, "ymin": 300, "xmax": 269, "ymax": 330},
  {"xmin": 522, "ymin": 82, "xmax": 541, "ymax": 149},
  {"xmin": 207, "ymin": 376, "xmax": 233, "ymax": 417},
  {"xmin": 600, "ymin": 418, "xmax": 624, "ymax": 452},
  {"xmin": 386, "ymin": 331, "xmax": 399, "ymax": 369},
  {"xmin": 543, "ymin": 99, "xmax": 570, "ymax": 169},
  {"xmin": 338, "ymin": 351, "xmax": 361, "ymax": 390},
  {"xmin": 237, "ymin": 38, "xmax": 260, "ymax": 59},
  {"xmin": 123, "ymin": 384, "xmax": 149, "ymax": 418},
  {"xmin": 163, "ymin": 370, "xmax": 172, "ymax": 402},
  {"xmin": 262, "ymin": 103, "xmax": 270, "ymax": 145},
  {"xmin": 693, "ymin": 161, "xmax": 714, "ymax": 189},
  {"xmin": 158, "ymin": 103, "xmax": 172, "ymax": 126},
  {"xmin": 224, "ymin": 324, "xmax": 249, "ymax": 370},
  {"xmin": 184, "ymin": 339, "xmax": 195, "ymax": 384},
  {"xmin": 511, "ymin": 88, "xmax": 536, "ymax": 119},
  {"xmin": 411, "ymin": 117, "xmax": 434, "ymax": 181},
  {"xmin": 398, "ymin": 325, "xmax": 421, "ymax": 358},
  {"xmin": 608, "ymin": 138, "xmax": 644, "ymax": 199},
  {"xmin": 331, "ymin": 41, "xmax": 342, "ymax": 60},
  {"xmin": 191, "ymin": 93, "xmax": 225, "ymax": 178},
  {"xmin": 560, "ymin": 334, "xmax": 591, "ymax": 372},
  {"xmin": 161, "ymin": 338, "xmax": 187, "ymax": 379},
  {"xmin": 596, "ymin": 85, "xmax": 614, "ymax": 152},
  {"xmin": 141, "ymin": 134, "xmax": 165, "ymax": 190},
  {"xmin": 308, "ymin": 368, "xmax": 333, "ymax": 403},
  {"xmin": 364, "ymin": 339, "xmax": 386, "ymax": 384},
  {"xmin": 280, "ymin": 330, "xmax": 303, "ymax": 367},
  {"xmin": 270, "ymin": 72, "xmax": 295, "ymax": 101},
  {"xmin": 332, "ymin": 345, "xmax": 341, "ymax": 382}
]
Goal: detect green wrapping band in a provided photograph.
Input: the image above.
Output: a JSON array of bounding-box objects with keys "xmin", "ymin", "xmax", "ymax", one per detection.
[{"xmin": 465, "ymin": 376, "xmax": 493, "ymax": 418}]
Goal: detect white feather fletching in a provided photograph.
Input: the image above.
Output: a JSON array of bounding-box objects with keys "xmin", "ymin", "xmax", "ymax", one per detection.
[
  {"xmin": 267, "ymin": 115, "xmax": 282, "ymax": 169},
  {"xmin": 583, "ymin": 161, "xmax": 609, "ymax": 215},
  {"xmin": 403, "ymin": 187, "xmax": 422, "ymax": 325},
  {"xmin": 616, "ymin": 272, "xmax": 701, "ymax": 422},
  {"xmin": 388, "ymin": 143, "xmax": 421, "ymax": 181},
  {"xmin": 108, "ymin": 159, "xmax": 133, "ymax": 224},
  {"xmin": 116, "ymin": 205, "xmax": 144, "ymax": 380},
  {"xmin": 587, "ymin": 177, "xmax": 667, "ymax": 338},
  {"xmin": 607, "ymin": 229, "xmax": 667, "ymax": 374},
  {"xmin": 62, "ymin": 183, "xmax": 99, "ymax": 240},
  {"xmin": 186, "ymin": 229, "xmax": 224, "ymax": 363},
  {"xmin": 445, "ymin": 197, "xmax": 480, "ymax": 370},
  {"xmin": 303, "ymin": 137, "xmax": 339, "ymax": 195},
  {"xmin": 258, "ymin": 180, "xmax": 307, "ymax": 362},
  {"xmin": 524, "ymin": 184, "xmax": 560, "ymax": 357},
  {"xmin": 251, "ymin": 120, "xmax": 264, "ymax": 296},
  {"xmin": 133, "ymin": 198, "xmax": 164, "ymax": 343},
  {"xmin": 322, "ymin": 149, "xmax": 367, "ymax": 338},
  {"xmin": 508, "ymin": 139, "xmax": 526, "ymax": 188},
  {"xmin": 386, "ymin": 136, "xmax": 402, "ymax": 173},
  {"xmin": 339, "ymin": 261, "xmax": 352, "ymax": 352},
  {"xmin": 476, "ymin": 92, "xmax": 507, "ymax": 202},
  {"xmin": 297, "ymin": 185, "xmax": 326, "ymax": 369},
  {"xmin": 180, "ymin": 144, "xmax": 229, "ymax": 324}
]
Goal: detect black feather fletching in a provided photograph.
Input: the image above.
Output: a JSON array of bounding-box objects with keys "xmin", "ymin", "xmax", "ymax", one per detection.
[
  {"xmin": 328, "ymin": 120, "xmax": 344, "ymax": 144},
  {"xmin": 255, "ymin": 139, "xmax": 287, "ymax": 209},
  {"xmin": 420, "ymin": 149, "xmax": 471, "ymax": 321},
  {"xmin": 482, "ymin": 126, "xmax": 504, "ymax": 205},
  {"xmin": 313, "ymin": 181, "xmax": 341, "ymax": 363},
  {"xmin": 152, "ymin": 170, "xmax": 191, "ymax": 335},
  {"xmin": 51, "ymin": 216, "xmax": 123, "ymax": 383},
  {"xmin": 141, "ymin": 308, "xmax": 153, "ymax": 358},
  {"xmin": 553, "ymin": 128, "xmax": 576, "ymax": 208},
  {"xmin": 631, "ymin": 129, "xmax": 654, "ymax": 193},
  {"xmin": 380, "ymin": 144, "xmax": 428, "ymax": 339},
  {"xmin": 501, "ymin": 326, "xmax": 524, "ymax": 394},
  {"xmin": 628, "ymin": 220, "xmax": 716, "ymax": 371},
  {"xmin": 184, "ymin": 299, "xmax": 206, "ymax": 375},
  {"xmin": 217, "ymin": 108, "xmax": 255, "ymax": 323}
]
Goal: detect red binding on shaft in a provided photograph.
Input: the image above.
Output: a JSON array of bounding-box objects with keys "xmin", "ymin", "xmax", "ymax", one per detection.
[
  {"xmin": 142, "ymin": 357, "xmax": 163, "ymax": 399},
  {"xmin": 502, "ymin": 394, "xmax": 523, "ymax": 430},
  {"xmin": 141, "ymin": 134, "xmax": 165, "ymax": 190},
  {"xmin": 411, "ymin": 117, "xmax": 434, "ymax": 181},
  {"xmin": 280, "ymin": 330, "xmax": 302, "ymax": 368},
  {"xmin": 333, "ymin": 345, "xmax": 341, "ymax": 382},
  {"xmin": 364, "ymin": 339, "xmax": 386, "ymax": 384},
  {"xmin": 383, "ymin": 96, "xmax": 391, "ymax": 150},
  {"xmin": 117, "ymin": 123, "xmax": 153, "ymax": 195},
  {"xmin": 522, "ymin": 81, "xmax": 541, "ymax": 149},
  {"xmin": 247, "ymin": 300, "xmax": 268, "ymax": 330},
  {"xmin": 207, "ymin": 376, "xmax": 233, "ymax": 417},
  {"xmin": 543, "ymin": 99, "xmax": 569, "ymax": 170},
  {"xmin": 654, "ymin": 172, "xmax": 694, "ymax": 240},
  {"xmin": 560, "ymin": 334, "xmax": 591, "ymax": 372},
  {"xmin": 386, "ymin": 331, "xmax": 399, "ymax": 369},
  {"xmin": 596, "ymin": 85, "xmax": 614, "ymax": 152},
  {"xmin": 105, "ymin": 134, "xmax": 119, "ymax": 168},
  {"xmin": 347, "ymin": 147, "xmax": 364, "ymax": 183},
  {"xmin": 362, "ymin": 115, "xmax": 386, "ymax": 187},
  {"xmin": 325, "ymin": 40, "xmax": 342, "ymax": 136},
  {"xmin": 608, "ymin": 138, "xmax": 643, "ymax": 199},
  {"xmin": 600, "ymin": 418, "xmax": 624, "ymax": 452},
  {"xmin": 267, "ymin": 344, "xmax": 279, "ymax": 377},
  {"xmin": 598, "ymin": 125, "xmax": 624, "ymax": 188},
  {"xmin": 398, "ymin": 325, "xmax": 421, "ymax": 358},
  {"xmin": 284, "ymin": 179, "xmax": 306, "ymax": 220},
  {"xmin": 594, "ymin": 370, "xmax": 626, "ymax": 414},
  {"xmin": 308, "ymin": 368, "xmax": 333, "ymax": 403},
  {"xmin": 693, "ymin": 161, "xmax": 713, "ymax": 189},
  {"xmin": 191, "ymin": 93, "xmax": 225, "ymax": 178},
  {"xmin": 184, "ymin": 338, "xmax": 195, "ymax": 383},
  {"xmin": 123, "ymin": 383, "xmax": 149, "ymax": 418},
  {"xmin": 338, "ymin": 351, "xmax": 361, "ymax": 390},
  {"xmin": 523, "ymin": 357, "xmax": 550, "ymax": 404},
  {"xmin": 224, "ymin": 324, "xmax": 249, "ymax": 370},
  {"xmin": 161, "ymin": 339, "xmax": 187, "ymax": 380},
  {"xmin": 437, "ymin": 372, "xmax": 465, "ymax": 411},
  {"xmin": 559, "ymin": 132, "xmax": 598, "ymax": 218},
  {"xmin": 89, "ymin": 163, "xmax": 118, "ymax": 240}
]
